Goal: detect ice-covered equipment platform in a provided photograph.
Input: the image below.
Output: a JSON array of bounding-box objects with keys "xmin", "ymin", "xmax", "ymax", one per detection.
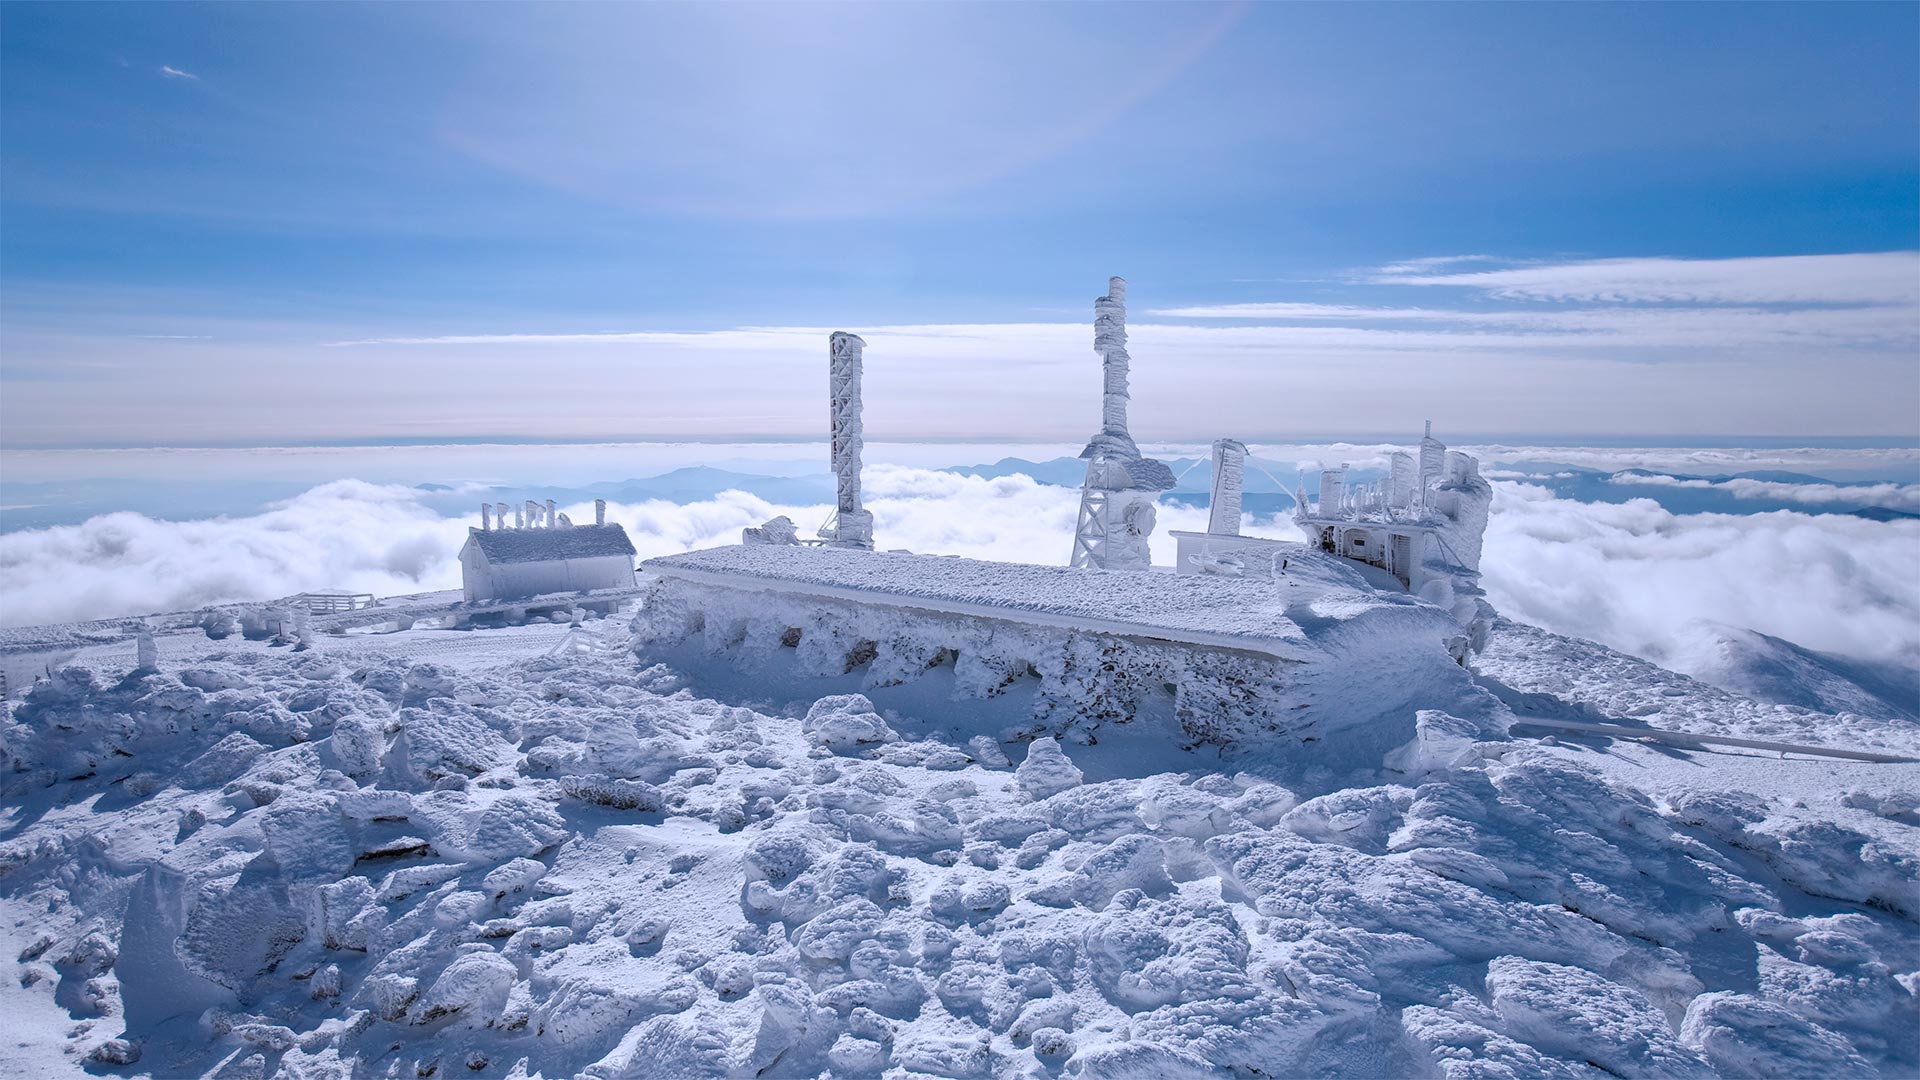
[{"xmin": 634, "ymin": 545, "xmax": 1478, "ymax": 748}]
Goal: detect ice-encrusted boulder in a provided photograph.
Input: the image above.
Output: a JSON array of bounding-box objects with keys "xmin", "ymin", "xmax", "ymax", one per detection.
[
  {"xmin": 410, "ymin": 950, "xmax": 516, "ymax": 1026},
  {"xmin": 1485, "ymin": 956, "xmax": 1712, "ymax": 1077},
  {"xmin": 803, "ymin": 694, "xmax": 898, "ymax": 754},
  {"xmin": 1015, "ymin": 737, "xmax": 1082, "ymax": 801},
  {"xmin": 1681, "ymin": 991, "xmax": 1874, "ymax": 1078},
  {"xmin": 1384, "ymin": 709, "xmax": 1494, "ymax": 775},
  {"xmin": 742, "ymin": 515, "xmax": 801, "ymax": 546}
]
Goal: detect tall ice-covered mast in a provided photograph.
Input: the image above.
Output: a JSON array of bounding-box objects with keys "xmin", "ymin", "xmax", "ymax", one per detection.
[
  {"xmin": 1070, "ymin": 277, "xmax": 1174, "ymax": 570},
  {"xmin": 822, "ymin": 331, "xmax": 874, "ymax": 549}
]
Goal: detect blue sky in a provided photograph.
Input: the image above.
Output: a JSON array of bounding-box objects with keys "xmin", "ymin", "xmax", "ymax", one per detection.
[{"xmin": 2, "ymin": 2, "xmax": 1916, "ymax": 445}]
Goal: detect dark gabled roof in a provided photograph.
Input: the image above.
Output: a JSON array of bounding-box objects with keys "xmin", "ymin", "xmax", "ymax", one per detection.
[{"xmin": 466, "ymin": 523, "xmax": 637, "ymax": 564}]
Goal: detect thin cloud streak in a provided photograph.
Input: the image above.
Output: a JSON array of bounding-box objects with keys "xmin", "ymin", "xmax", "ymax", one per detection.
[{"xmin": 1375, "ymin": 251, "xmax": 1920, "ymax": 306}]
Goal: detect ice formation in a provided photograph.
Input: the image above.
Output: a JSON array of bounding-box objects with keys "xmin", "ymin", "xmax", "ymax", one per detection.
[
  {"xmin": 635, "ymin": 544, "xmax": 1482, "ymax": 749},
  {"xmin": 1292, "ymin": 423, "xmax": 1496, "ymax": 649},
  {"xmin": 1205, "ymin": 438, "xmax": 1247, "ymax": 537},
  {"xmin": 2, "ymin": 273, "xmax": 1913, "ymax": 1080},
  {"xmin": 822, "ymin": 332, "xmax": 874, "ymax": 550},
  {"xmin": 0, "ymin": 612, "xmax": 1912, "ymax": 1078},
  {"xmin": 1070, "ymin": 278, "xmax": 1175, "ymax": 572}
]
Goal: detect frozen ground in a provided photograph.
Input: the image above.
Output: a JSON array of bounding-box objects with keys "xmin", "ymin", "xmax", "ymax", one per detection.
[{"xmin": 0, "ymin": 606, "xmax": 1914, "ymax": 1078}]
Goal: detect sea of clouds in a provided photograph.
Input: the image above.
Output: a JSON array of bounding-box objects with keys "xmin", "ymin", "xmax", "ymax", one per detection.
[{"xmin": 2, "ymin": 467, "xmax": 1916, "ymax": 688}]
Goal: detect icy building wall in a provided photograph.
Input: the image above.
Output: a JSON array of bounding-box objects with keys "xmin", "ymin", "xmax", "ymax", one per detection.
[
  {"xmin": 632, "ymin": 569, "xmax": 1476, "ymax": 751},
  {"xmin": 634, "ymin": 545, "xmax": 1480, "ymax": 750}
]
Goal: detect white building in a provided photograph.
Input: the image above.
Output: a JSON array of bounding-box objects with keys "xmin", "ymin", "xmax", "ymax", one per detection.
[
  {"xmin": 459, "ymin": 511, "xmax": 637, "ymax": 603},
  {"xmin": 1289, "ymin": 424, "xmax": 1492, "ymax": 601},
  {"xmin": 1175, "ymin": 424, "xmax": 1491, "ymax": 588}
]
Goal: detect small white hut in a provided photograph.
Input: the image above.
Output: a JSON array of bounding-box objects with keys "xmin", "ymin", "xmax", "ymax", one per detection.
[{"xmin": 459, "ymin": 519, "xmax": 637, "ymax": 603}]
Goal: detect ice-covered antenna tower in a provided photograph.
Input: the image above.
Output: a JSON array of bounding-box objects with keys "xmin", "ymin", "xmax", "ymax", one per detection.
[
  {"xmin": 1417, "ymin": 419, "xmax": 1445, "ymax": 507},
  {"xmin": 1070, "ymin": 277, "xmax": 1175, "ymax": 570},
  {"xmin": 821, "ymin": 331, "xmax": 874, "ymax": 549},
  {"xmin": 1207, "ymin": 438, "xmax": 1247, "ymax": 536}
]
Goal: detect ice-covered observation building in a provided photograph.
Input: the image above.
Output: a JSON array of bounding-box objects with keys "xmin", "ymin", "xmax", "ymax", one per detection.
[
  {"xmin": 459, "ymin": 499, "xmax": 637, "ymax": 603},
  {"xmin": 632, "ymin": 278, "xmax": 1494, "ymax": 750},
  {"xmin": 1285, "ymin": 423, "xmax": 1495, "ymax": 646},
  {"xmin": 633, "ymin": 543, "xmax": 1478, "ymax": 749},
  {"xmin": 1287, "ymin": 423, "xmax": 1490, "ymax": 589}
]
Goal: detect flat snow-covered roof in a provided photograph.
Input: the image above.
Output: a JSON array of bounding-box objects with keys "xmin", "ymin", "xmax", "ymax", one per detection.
[
  {"xmin": 644, "ymin": 545, "xmax": 1450, "ymax": 659},
  {"xmin": 469, "ymin": 524, "xmax": 637, "ymax": 564}
]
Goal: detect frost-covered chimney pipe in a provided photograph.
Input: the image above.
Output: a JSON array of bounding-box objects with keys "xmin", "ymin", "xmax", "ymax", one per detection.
[
  {"xmin": 496, "ymin": 503, "xmax": 511, "ymax": 530},
  {"xmin": 515, "ymin": 503, "xmax": 525, "ymax": 529},
  {"xmin": 546, "ymin": 499, "xmax": 557, "ymax": 528},
  {"xmin": 1207, "ymin": 438, "xmax": 1247, "ymax": 536},
  {"xmin": 594, "ymin": 499, "xmax": 606, "ymax": 526},
  {"xmin": 480, "ymin": 504, "xmax": 491, "ymax": 531},
  {"xmin": 1094, "ymin": 277, "xmax": 1130, "ymax": 439}
]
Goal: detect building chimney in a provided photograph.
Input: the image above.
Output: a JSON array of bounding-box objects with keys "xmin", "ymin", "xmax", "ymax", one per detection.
[
  {"xmin": 823, "ymin": 331, "xmax": 874, "ymax": 549},
  {"xmin": 480, "ymin": 503, "xmax": 492, "ymax": 530},
  {"xmin": 546, "ymin": 499, "xmax": 557, "ymax": 528},
  {"xmin": 515, "ymin": 502, "xmax": 525, "ymax": 529},
  {"xmin": 594, "ymin": 498, "xmax": 606, "ymax": 526},
  {"xmin": 1207, "ymin": 439, "xmax": 1247, "ymax": 536}
]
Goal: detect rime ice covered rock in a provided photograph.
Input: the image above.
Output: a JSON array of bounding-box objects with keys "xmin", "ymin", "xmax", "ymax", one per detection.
[
  {"xmin": 1385, "ymin": 709, "xmax": 1491, "ymax": 775},
  {"xmin": 560, "ymin": 774, "xmax": 665, "ymax": 811},
  {"xmin": 1486, "ymin": 956, "xmax": 1712, "ymax": 1077},
  {"xmin": 6, "ymin": 607, "xmax": 1914, "ymax": 1079},
  {"xmin": 1015, "ymin": 737, "xmax": 1082, "ymax": 801},
  {"xmin": 803, "ymin": 694, "xmax": 899, "ymax": 754},
  {"xmin": 1681, "ymin": 991, "xmax": 1874, "ymax": 1078},
  {"xmin": 176, "ymin": 868, "xmax": 308, "ymax": 990},
  {"xmin": 409, "ymin": 949, "xmax": 517, "ymax": 1025},
  {"xmin": 481, "ymin": 856, "xmax": 546, "ymax": 898}
]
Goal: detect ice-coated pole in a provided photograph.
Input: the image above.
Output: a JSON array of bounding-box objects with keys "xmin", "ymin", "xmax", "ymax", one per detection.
[
  {"xmin": 825, "ymin": 331, "xmax": 874, "ymax": 549},
  {"xmin": 1094, "ymin": 277, "xmax": 1130, "ymax": 439}
]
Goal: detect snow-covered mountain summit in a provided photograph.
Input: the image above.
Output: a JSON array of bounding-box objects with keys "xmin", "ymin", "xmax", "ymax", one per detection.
[{"xmin": 0, "ymin": 566, "xmax": 1913, "ymax": 1078}]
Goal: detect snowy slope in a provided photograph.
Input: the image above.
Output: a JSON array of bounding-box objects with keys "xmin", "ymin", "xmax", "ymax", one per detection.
[
  {"xmin": 1477, "ymin": 617, "xmax": 1920, "ymax": 755},
  {"xmin": 1665, "ymin": 621, "xmax": 1919, "ymax": 721},
  {"xmin": 0, "ymin": 608, "xmax": 1913, "ymax": 1078}
]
